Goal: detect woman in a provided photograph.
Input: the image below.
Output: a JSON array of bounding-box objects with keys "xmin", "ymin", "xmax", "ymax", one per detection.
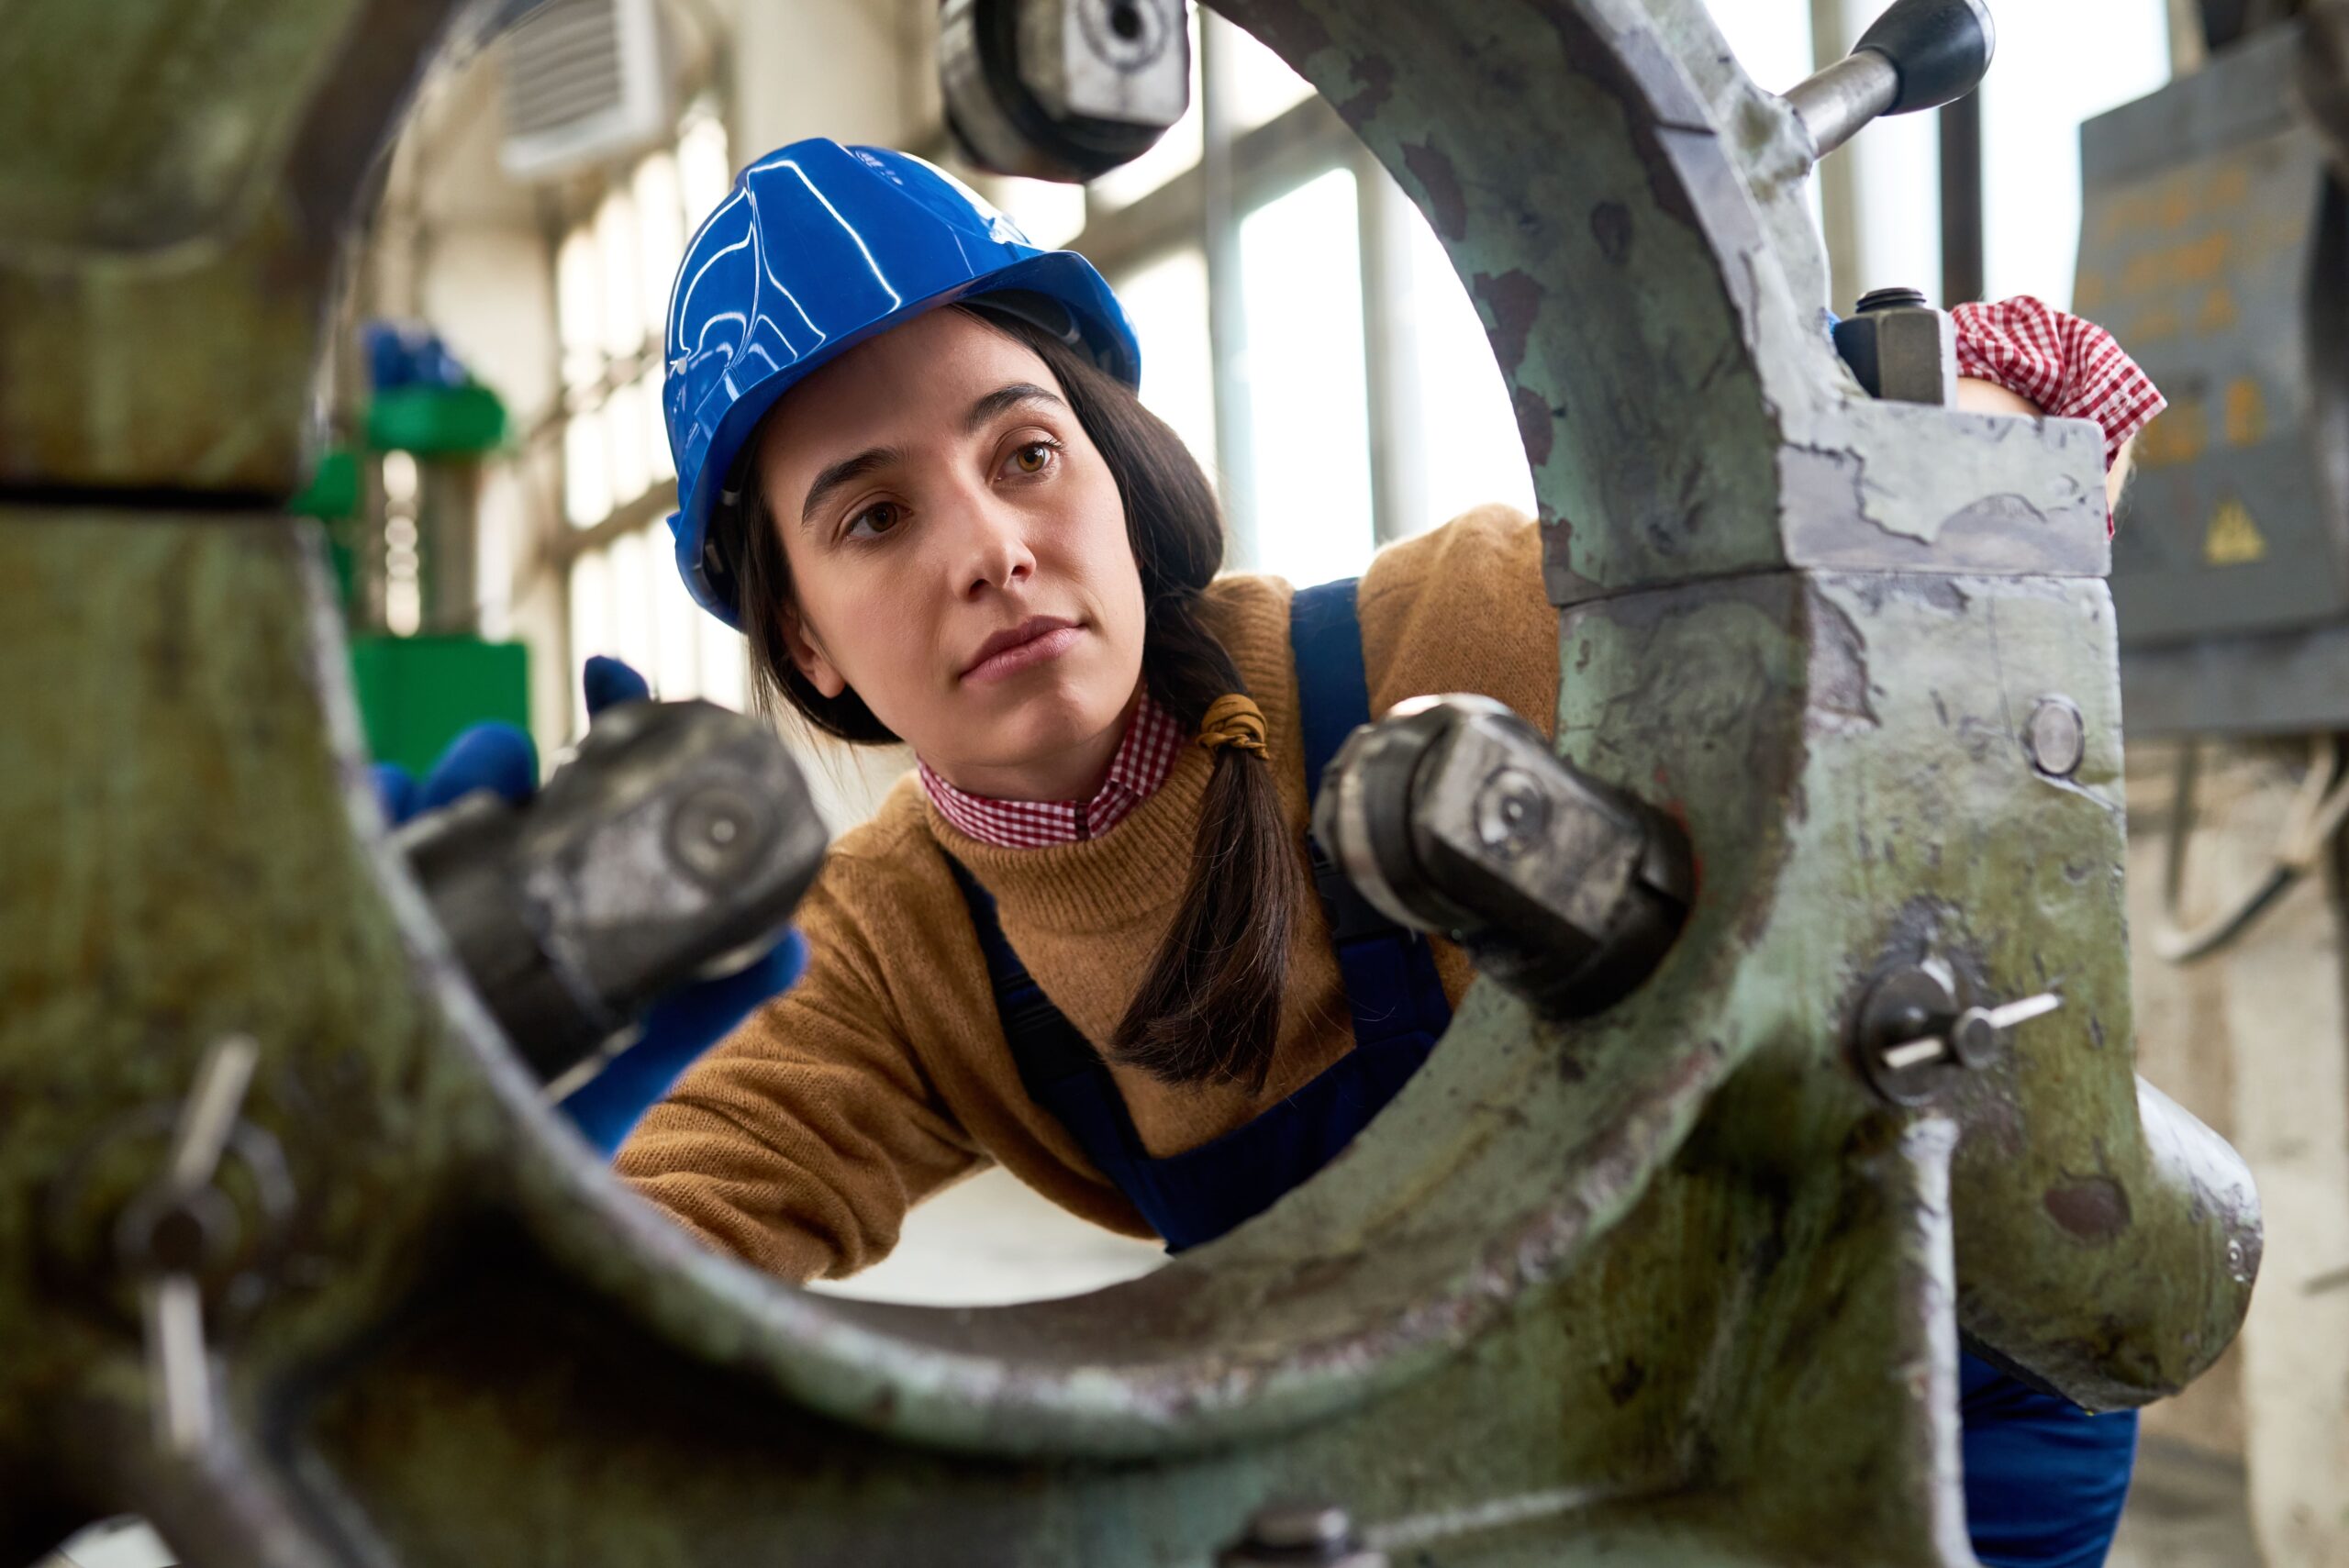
[{"xmin": 618, "ymin": 137, "xmax": 2152, "ymax": 1564}]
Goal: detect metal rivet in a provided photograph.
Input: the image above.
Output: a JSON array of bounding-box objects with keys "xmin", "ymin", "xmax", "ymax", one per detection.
[
  {"xmin": 2025, "ymin": 696, "xmax": 2087, "ymax": 779},
  {"xmin": 1473, "ymin": 766, "xmax": 1549, "ymax": 857},
  {"xmin": 669, "ymin": 785, "xmax": 769, "ymax": 882}
]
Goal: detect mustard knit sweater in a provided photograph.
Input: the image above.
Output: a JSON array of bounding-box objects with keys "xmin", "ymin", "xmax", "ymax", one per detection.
[{"xmin": 616, "ymin": 505, "xmax": 1556, "ymax": 1282}]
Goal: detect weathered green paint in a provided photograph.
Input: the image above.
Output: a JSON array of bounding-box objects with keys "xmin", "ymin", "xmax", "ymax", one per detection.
[
  {"xmin": 0, "ymin": 0, "xmax": 461, "ymax": 495},
  {"xmin": 0, "ymin": 0, "xmax": 2259, "ymax": 1565}
]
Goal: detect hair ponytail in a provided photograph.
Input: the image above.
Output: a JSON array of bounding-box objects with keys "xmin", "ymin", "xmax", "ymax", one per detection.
[{"xmin": 713, "ymin": 303, "xmax": 1300, "ymax": 1090}]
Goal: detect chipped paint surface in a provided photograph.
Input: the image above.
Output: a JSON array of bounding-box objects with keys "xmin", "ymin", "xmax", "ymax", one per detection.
[{"xmin": 0, "ymin": 0, "xmax": 2254, "ymax": 1563}]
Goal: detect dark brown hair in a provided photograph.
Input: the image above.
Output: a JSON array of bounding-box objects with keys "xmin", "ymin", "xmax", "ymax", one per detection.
[{"xmin": 713, "ymin": 304, "xmax": 1299, "ymax": 1089}]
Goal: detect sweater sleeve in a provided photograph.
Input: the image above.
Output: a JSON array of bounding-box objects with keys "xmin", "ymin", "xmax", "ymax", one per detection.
[
  {"xmin": 614, "ymin": 858, "xmax": 984, "ymax": 1284},
  {"xmin": 1355, "ymin": 503, "xmax": 1557, "ymax": 741}
]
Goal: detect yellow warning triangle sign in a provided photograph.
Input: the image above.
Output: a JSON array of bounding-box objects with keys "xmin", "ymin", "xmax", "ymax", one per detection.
[{"xmin": 2204, "ymin": 499, "xmax": 2267, "ymax": 566}]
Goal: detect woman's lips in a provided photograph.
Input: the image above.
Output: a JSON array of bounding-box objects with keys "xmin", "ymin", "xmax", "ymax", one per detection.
[{"xmin": 962, "ymin": 623, "xmax": 1084, "ymax": 684}]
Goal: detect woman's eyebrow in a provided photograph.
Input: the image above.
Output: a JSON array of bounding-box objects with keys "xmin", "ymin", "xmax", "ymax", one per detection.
[
  {"xmin": 800, "ymin": 446, "xmax": 903, "ymax": 526},
  {"xmin": 963, "ymin": 382, "xmax": 1065, "ymax": 432}
]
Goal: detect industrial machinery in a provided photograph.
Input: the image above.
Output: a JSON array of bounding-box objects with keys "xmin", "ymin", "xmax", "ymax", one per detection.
[
  {"xmin": 394, "ymin": 697, "xmax": 824, "ymax": 1083},
  {"xmin": 2085, "ymin": 1, "xmax": 2349, "ymax": 735},
  {"xmin": 0, "ymin": 2, "xmax": 2258, "ymax": 1566}
]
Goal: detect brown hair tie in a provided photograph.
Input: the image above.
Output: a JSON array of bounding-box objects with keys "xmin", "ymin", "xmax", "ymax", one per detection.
[{"xmin": 1197, "ymin": 694, "xmax": 1268, "ymax": 756}]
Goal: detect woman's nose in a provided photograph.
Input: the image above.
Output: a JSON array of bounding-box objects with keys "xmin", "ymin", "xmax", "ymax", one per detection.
[{"xmin": 954, "ymin": 495, "xmax": 1037, "ymax": 598}]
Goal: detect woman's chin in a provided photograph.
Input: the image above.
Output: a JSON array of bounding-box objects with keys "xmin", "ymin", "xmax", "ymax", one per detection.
[{"xmin": 973, "ymin": 691, "xmax": 1129, "ymax": 767}]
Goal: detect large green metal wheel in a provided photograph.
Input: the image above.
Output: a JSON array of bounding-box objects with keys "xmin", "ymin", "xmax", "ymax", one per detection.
[{"xmin": 0, "ymin": 2, "xmax": 2255, "ymax": 1563}]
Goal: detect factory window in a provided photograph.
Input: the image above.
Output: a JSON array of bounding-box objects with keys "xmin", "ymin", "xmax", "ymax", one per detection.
[
  {"xmin": 1108, "ymin": 246, "xmax": 1218, "ymax": 474},
  {"xmin": 553, "ymin": 109, "xmax": 747, "ymax": 732},
  {"xmin": 1238, "ymin": 166, "xmax": 1374, "ymax": 587},
  {"xmin": 1979, "ymin": 0, "xmax": 2171, "ymax": 306},
  {"xmin": 978, "ymin": 10, "xmax": 1535, "ymax": 591}
]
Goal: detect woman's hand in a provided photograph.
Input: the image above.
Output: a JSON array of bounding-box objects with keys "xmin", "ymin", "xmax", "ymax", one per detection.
[
  {"xmin": 373, "ymin": 656, "xmax": 807, "ymax": 1156},
  {"xmin": 1949, "ymin": 295, "xmax": 2165, "ymax": 521}
]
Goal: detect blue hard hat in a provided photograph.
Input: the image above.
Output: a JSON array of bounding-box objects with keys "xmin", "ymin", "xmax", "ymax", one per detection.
[{"xmin": 662, "ymin": 138, "xmax": 1142, "ymax": 627}]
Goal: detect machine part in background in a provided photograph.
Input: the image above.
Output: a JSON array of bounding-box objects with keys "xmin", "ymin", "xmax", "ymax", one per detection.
[
  {"xmin": 347, "ymin": 636, "xmax": 531, "ymax": 778},
  {"xmin": 394, "ymin": 700, "xmax": 826, "ymax": 1082},
  {"xmin": 1311, "ymin": 695, "xmax": 1692, "ymax": 1022},
  {"xmin": 2298, "ymin": 0, "xmax": 2349, "ymax": 176},
  {"xmin": 2086, "ymin": 21, "xmax": 2349, "ymax": 732},
  {"xmin": 1832, "ymin": 286, "xmax": 1961, "ymax": 406},
  {"xmin": 940, "ymin": 0, "xmax": 1190, "ymax": 183},
  {"xmin": 2155, "ymin": 734, "xmax": 2349, "ymax": 962},
  {"xmin": 1780, "ymin": 0, "xmax": 1996, "ymax": 161}
]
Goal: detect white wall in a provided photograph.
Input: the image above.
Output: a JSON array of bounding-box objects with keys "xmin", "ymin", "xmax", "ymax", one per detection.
[{"xmin": 714, "ymin": 0, "xmax": 929, "ymax": 162}]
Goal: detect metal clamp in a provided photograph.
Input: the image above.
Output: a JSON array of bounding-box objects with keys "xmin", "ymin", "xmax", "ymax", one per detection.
[
  {"xmin": 1312, "ymin": 695, "xmax": 1691, "ymax": 1021},
  {"xmin": 394, "ymin": 699, "xmax": 825, "ymax": 1084},
  {"xmin": 941, "ymin": 0, "xmax": 1191, "ymax": 182}
]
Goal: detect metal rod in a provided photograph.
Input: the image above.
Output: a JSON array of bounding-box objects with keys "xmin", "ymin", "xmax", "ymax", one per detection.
[
  {"xmin": 1938, "ymin": 90, "xmax": 1986, "ymax": 303},
  {"xmin": 1200, "ymin": 12, "xmax": 1258, "ymax": 569},
  {"xmin": 1783, "ymin": 50, "xmax": 1901, "ymax": 161},
  {"xmin": 167, "ymin": 1035, "xmax": 258, "ymax": 1192},
  {"xmin": 1353, "ymin": 145, "xmax": 1424, "ymax": 548},
  {"xmin": 144, "ymin": 1275, "xmax": 214, "ymax": 1456}
]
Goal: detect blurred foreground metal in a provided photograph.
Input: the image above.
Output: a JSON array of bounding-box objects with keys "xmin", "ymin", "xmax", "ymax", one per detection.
[{"xmin": 0, "ymin": 2, "xmax": 2258, "ymax": 1565}]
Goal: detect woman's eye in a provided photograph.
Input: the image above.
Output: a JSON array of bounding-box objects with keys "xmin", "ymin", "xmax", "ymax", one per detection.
[
  {"xmin": 847, "ymin": 501, "xmax": 902, "ymax": 539},
  {"xmin": 1008, "ymin": 441, "xmax": 1055, "ymax": 476}
]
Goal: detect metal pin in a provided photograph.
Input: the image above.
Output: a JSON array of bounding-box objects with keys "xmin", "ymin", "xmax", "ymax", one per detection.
[
  {"xmin": 1984, "ymin": 994, "xmax": 2062, "ymax": 1030},
  {"xmin": 1881, "ymin": 1035, "xmax": 1950, "ymax": 1072},
  {"xmin": 167, "ymin": 1035, "xmax": 259, "ymax": 1192},
  {"xmin": 144, "ymin": 1274, "xmax": 213, "ymax": 1455}
]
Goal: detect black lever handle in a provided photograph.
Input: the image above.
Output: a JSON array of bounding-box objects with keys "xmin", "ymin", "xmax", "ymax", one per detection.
[
  {"xmin": 1857, "ymin": 0, "xmax": 1998, "ymax": 115},
  {"xmin": 1782, "ymin": 0, "xmax": 1996, "ymax": 160}
]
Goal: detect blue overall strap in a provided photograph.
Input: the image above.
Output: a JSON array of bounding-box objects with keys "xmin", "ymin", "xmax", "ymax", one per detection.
[
  {"xmin": 947, "ymin": 850, "xmax": 1435, "ymax": 1251},
  {"xmin": 1959, "ymin": 1351, "xmax": 2140, "ymax": 1567},
  {"xmin": 942, "ymin": 856, "xmax": 1107, "ymax": 1098},
  {"xmin": 1289, "ymin": 580, "xmax": 1452, "ymax": 1050}
]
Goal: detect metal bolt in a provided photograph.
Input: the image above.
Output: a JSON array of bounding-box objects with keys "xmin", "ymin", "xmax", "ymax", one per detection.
[
  {"xmin": 2024, "ymin": 696, "xmax": 2087, "ymax": 779},
  {"xmin": 669, "ymin": 784, "xmax": 768, "ymax": 882},
  {"xmin": 1855, "ymin": 967, "xmax": 2062, "ymax": 1105},
  {"xmin": 1948, "ymin": 1006, "xmax": 2004, "ymax": 1070},
  {"xmin": 1831, "ymin": 284, "xmax": 1957, "ymax": 405},
  {"xmin": 1473, "ymin": 765, "xmax": 1549, "ymax": 857},
  {"xmin": 1856, "ymin": 285, "xmax": 1930, "ymax": 312},
  {"xmin": 1219, "ymin": 1500, "xmax": 1387, "ymax": 1568}
]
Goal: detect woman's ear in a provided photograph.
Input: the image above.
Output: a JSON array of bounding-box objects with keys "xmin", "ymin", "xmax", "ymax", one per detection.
[{"xmin": 778, "ymin": 605, "xmax": 849, "ymax": 699}]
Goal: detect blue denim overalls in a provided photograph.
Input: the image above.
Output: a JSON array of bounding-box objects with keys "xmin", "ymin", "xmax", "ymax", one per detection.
[{"xmin": 950, "ymin": 580, "xmax": 2138, "ymax": 1566}]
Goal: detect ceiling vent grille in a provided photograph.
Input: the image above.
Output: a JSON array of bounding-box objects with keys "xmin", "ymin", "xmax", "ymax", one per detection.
[{"xmin": 498, "ymin": 0, "xmax": 674, "ymax": 183}]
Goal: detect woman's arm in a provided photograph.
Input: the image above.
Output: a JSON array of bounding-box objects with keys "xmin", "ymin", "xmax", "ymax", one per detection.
[
  {"xmin": 1955, "ymin": 376, "xmax": 2139, "ymax": 512},
  {"xmin": 615, "ymin": 869, "xmax": 983, "ymax": 1284}
]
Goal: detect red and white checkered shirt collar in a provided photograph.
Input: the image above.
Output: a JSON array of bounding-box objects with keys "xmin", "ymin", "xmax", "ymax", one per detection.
[{"xmin": 919, "ymin": 690, "xmax": 1187, "ymax": 848}]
